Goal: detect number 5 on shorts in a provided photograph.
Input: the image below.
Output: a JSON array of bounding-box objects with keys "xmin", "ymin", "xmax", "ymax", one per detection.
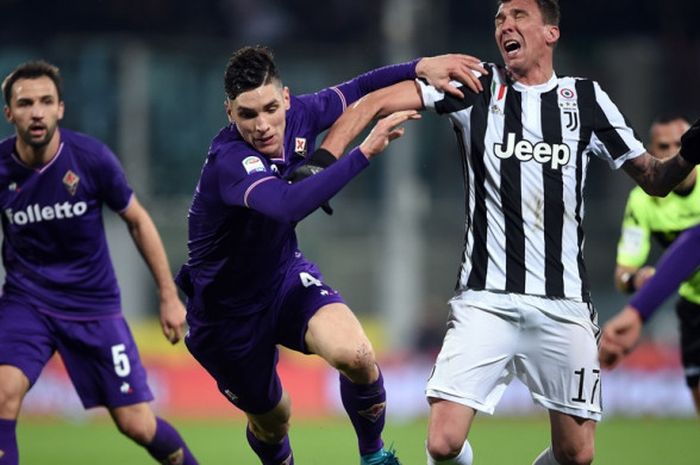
[{"xmin": 111, "ymin": 343, "xmax": 131, "ymax": 377}]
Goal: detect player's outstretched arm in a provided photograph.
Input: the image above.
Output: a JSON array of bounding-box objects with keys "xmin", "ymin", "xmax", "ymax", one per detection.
[
  {"xmin": 601, "ymin": 223, "xmax": 700, "ymax": 368},
  {"xmin": 247, "ymin": 111, "xmax": 420, "ymax": 224},
  {"xmin": 416, "ymin": 53, "xmax": 488, "ymax": 98},
  {"xmin": 321, "ymin": 81, "xmax": 424, "ymax": 157},
  {"xmin": 120, "ymin": 197, "xmax": 186, "ymax": 344},
  {"xmin": 623, "ymin": 118, "xmax": 700, "ymax": 196}
]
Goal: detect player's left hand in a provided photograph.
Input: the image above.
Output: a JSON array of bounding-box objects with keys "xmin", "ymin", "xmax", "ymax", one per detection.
[
  {"xmin": 159, "ymin": 294, "xmax": 187, "ymax": 344},
  {"xmin": 416, "ymin": 54, "xmax": 488, "ymax": 99},
  {"xmin": 598, "ymin": 305, "xmax": 643, "ymax": 369}
]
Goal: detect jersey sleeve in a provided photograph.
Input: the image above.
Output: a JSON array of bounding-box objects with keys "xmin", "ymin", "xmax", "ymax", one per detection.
[
  {"xmin": 417, "ymin": 66, "xmax": 491, "ymax": 127},
  {"xmin": 97, "ymin": 144, "xmax": 134, "ymax": 212},
  {"xmin": 588, "ymin": 81, "xmax": 646, "ymax": 169},
  {"xmin": 616, "ymin": 189, "xmax": 651, "ymax": 267},
  {"xmin": 301, "ymin": 59, "xmax": 420, "ymax": 132}
]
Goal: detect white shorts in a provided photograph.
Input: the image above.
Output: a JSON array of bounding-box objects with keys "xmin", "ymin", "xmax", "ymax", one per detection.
[{"xmin": 426, "ymin": 290, "xmax": 602, "ymax": 421}]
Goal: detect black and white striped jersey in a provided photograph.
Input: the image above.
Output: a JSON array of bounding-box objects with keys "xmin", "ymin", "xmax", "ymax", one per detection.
[{"xmin": 419, "ymin": 63, "xmax": 645, "ymax": 302}]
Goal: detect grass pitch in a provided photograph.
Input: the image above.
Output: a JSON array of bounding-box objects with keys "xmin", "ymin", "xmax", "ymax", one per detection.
[{"xmin": 19, "ymin": 415, "xmax": 698, "ymax": 464}]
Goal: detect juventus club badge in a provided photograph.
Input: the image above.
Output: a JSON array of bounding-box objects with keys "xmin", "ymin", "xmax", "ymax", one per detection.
[
  {"xmin": 295, "ymin": 137, "xmax": 307, "ymax": 156},
  {"xmin": 63, "ymin": 170, "xmax": 80, "ymax": 196}
]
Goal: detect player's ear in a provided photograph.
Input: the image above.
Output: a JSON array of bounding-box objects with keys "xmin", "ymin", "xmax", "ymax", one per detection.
[
  {"xmin": 545, "ymin": 25, "xmax": 560, "ymax": 46},
  {"xmin": 224, "ymin": 98, "xmax": 234, "ymax": 123},
  {"xmin": 3, "ymin": 105, "xmax": 12, "ymax": 123},
  {"xmin": 57, "ymin": 101, "xmax": 65, "ymax": 121},
  {"xmin": 282, "ymin": 86, "xmax": 291, "ymax": 111}
]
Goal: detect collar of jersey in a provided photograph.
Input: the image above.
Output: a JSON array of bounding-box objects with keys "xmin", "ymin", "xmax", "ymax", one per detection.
[{"xmin": 511, "ymin": 71, "xmax": 558, "ymax": 93}]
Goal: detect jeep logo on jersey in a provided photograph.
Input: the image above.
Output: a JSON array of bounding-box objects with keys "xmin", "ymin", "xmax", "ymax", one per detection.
[
  {"xmin": 494, "ymin": 133, "xmax": 570, "ymax": 170},
  {"xmin": 4, "ymin": 201, "xmax": 88, "ymax": 226}
]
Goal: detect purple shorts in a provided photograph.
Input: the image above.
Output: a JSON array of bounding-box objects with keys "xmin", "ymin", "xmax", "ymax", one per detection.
[
  {"xmin": 185, "ymin": 257, "xmax": 344, "ymax": 414},
  {"xmin": 0, "ymin": 297, "xmax": 153, "ymax": 409}
]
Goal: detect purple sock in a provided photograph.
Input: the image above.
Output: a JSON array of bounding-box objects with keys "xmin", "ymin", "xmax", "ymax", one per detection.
[
  {"xmin": 246, "ymin": 427, "xmax": 294, "ymax": 465},
  {"xmin": 145, "ymin": 417, "xmax": 198, "ymax": 465},
  {"xmin": 340, "ymin": 368, "xmax": 386, "ymax": 456},
  {"xmin": 0, "ymin": 419, "xmax": 18, "ymax": 465}
]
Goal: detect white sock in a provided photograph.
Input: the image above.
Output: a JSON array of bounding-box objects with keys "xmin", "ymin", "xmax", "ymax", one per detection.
[
  {"xmin": 426, "ymin": 440, "xmax": 473, "ymax": 465},
  {"xmin": 531, "ymin": 447, "xmax": 561, "ymax": 465}
]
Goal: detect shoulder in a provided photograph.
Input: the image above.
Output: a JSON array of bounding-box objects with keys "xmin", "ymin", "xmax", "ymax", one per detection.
[
  {"xmin": 0, "ymin": 136, "xmax": 16, "ymax": 179},
  {"xmin": 60, "ymin": 128, "xmax": 115, "ymax": 165}
]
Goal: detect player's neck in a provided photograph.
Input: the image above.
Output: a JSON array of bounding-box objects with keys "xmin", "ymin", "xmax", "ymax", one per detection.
[
  {"xmin": 15, "ymin": 129, "xmax": 61, "ymax": 168},
  {"xmin": 509, "ymin": 60, "xmax": 554, "ymax": 87}
]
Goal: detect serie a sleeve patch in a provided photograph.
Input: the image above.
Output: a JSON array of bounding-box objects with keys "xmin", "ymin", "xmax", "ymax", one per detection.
[{"xmin": 242, "ymin": 156, "xmax": 266, "ymax": 174}]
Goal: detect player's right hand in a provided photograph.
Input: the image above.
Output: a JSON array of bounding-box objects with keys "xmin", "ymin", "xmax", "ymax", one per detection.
[
  {"xmin": 598, "ymin": 305, "xmax": 643, "ymax": 369},
  {"xmin": 359, "ymin": 110, "xmax": 421, "ymax": 159},
  {"xmin": 679, "ymin": 118, "xmax": 700, "ymax": 164},
  {"xmin": 416, "ymin": 54, "xmax": 488, "ymax": 99}
]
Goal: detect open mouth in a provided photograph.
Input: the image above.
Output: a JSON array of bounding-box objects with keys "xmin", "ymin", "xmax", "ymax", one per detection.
[
  {"xmin": 503, "ymin": 39, "xmax": 522, "ymax": 56},
  {"xmin": 29, "ymin": 124, "xmax": 47, "ymax": 137}
]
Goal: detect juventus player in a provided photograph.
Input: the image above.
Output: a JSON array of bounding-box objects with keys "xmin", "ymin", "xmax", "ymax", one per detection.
[
  {"xmin": 0, "ymin": 61, "xmax": 198, "ymax": 465},
  {"xmin": 320, "ymin": 0, "xmax": 700, "ymax": 464}
]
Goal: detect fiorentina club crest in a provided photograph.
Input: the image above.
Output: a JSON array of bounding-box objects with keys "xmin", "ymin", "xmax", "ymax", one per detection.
[
  {"xmin": 295, "ymin": 137, "xmax": 307, "ymax": 156},
  {"xmin": 62, "ymin": 170, "xmax": 80, "ymax": 196}
]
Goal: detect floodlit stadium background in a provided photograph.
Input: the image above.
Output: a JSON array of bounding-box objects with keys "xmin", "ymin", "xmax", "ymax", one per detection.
[{"xmin": 3, "ymin": 0, "xmax": 700, "ymax": 422}]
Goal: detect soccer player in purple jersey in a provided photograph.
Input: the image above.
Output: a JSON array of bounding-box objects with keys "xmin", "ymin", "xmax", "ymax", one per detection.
[
  {"xmin": 175, "ymin": 46, "xmax": 486, "ymax": 465},
  {"xmin": 0, "ymin": 61, "xmax": 198, "ymax": 465}
]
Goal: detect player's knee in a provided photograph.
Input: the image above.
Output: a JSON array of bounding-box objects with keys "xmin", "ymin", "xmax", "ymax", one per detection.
[
  {"xmin": 426, "ymin": 435, "xmax": 465, "ymax": 462},
  {"xmin": 0, "ymin": 388, "xmax": 22, "ymax": 419},
  {"xmin": 552, "ymin": 442, "xmax": 594, "ymax": 465},
  {"xmin": 331, "ymin": 341, "xmax": 376, "ymax": 382},
  {"xmin": 249, "ymin": 419, "xmax": 290, "ymax": 444},
  {"xmin": 114, "ymin": 409, "xmax": 156, "ymax": 445},
  {"xmin": 0, "ymin": 371, "xmax": 27, "ymax": 419}
]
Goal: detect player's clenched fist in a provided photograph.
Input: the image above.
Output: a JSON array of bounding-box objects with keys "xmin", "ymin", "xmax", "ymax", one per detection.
[{"xmin": 359, "ymin": 110, "xmax": 421, "ymax": 159}]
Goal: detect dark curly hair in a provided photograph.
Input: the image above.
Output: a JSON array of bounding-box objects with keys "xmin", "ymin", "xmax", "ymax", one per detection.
[
  {"xmin": 2, "ymin": 60, "xmax": 63, "ymax": 106},
  {"xmin": 224, "ymin": 46, "xmax": 281, "ymax": 100},
  {"xmin": 497, "ymin": 0, "xmax": 560, "ymax": 26}
]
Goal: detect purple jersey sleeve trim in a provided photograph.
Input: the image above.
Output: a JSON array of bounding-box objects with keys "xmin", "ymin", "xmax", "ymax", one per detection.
[
  {"xmin": 246, "ymin": 147, "xmax": 369, "ymax": 223},
  {"xmin": 630, "ymin": 224, "xmax": 700, "ymax": 321},
  {"xmin": 330, "ymin": 87, "xmax": 347, "ymax": 111},
  {"xmin": 117, "ymin": 193, "xmax": 135, "ymax": 215},
  {"xmin": 335, "ymin": 59, "xmax": 420, "ymax": 106},
  {"xmin": 244, "ymin": 176, "xmax": 276, "ymax": 207}
]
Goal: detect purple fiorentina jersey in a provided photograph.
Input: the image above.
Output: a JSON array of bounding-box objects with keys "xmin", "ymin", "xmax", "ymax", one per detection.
[
  {"xmin": 178, "ymin": 88, "xmax": 357, "ymax": 320},
  {"xmin": 0, "ymin": 129, "xmax": 133, "ymax": 318}
]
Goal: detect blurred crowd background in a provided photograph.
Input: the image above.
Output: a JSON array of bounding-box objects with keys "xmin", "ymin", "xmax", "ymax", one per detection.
[{"xmin": 1, "ymin": 0, "xmax": 700, "ymax": 356}]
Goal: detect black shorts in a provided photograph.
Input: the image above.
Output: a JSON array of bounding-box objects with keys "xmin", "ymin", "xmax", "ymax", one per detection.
[{"xmin": 675, "ymin": 297, "xmax": 700, "ymax": 388}]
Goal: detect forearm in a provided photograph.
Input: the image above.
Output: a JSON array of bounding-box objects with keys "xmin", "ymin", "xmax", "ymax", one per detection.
[
  {"xmin": 248, "ymin": 147, "xmax": 369, "ymax": 222},
  {"xmin": 629, "ymin": 224, "xmax": 700, "ymax": 320},
  {"xmin": 127, "ymin": 213, "xmax": 178, "ymax": 301},
  {"xmin": 321, "ymin": 81, "xmax": 423, "ymax": 157},
  {"xmin": 624, "ymin": 152, "xmax": 694, "ymax": 196}
]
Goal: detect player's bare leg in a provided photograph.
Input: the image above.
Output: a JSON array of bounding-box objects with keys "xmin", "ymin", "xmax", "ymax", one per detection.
[
  {"xmin": 0, "ymin": 365, "xmax": 29, "ymax": 465},
  {"xmin": 533, "ymin": 410, "xmax": 595, "ymax": 465},
  {"xmin": 246, "ymin": 391, "xmax": 294, "ymax": 465},
  {"xmin": 425, "ymin": 398, "xmax": 475, "ymax": 465},
  {"xmin": 109, "ymin": 402, "xmax": 198, "ymax": 465},
  {"xmin": 306, "ymin": 303, "xmax": 399, "ymax": 465}
]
